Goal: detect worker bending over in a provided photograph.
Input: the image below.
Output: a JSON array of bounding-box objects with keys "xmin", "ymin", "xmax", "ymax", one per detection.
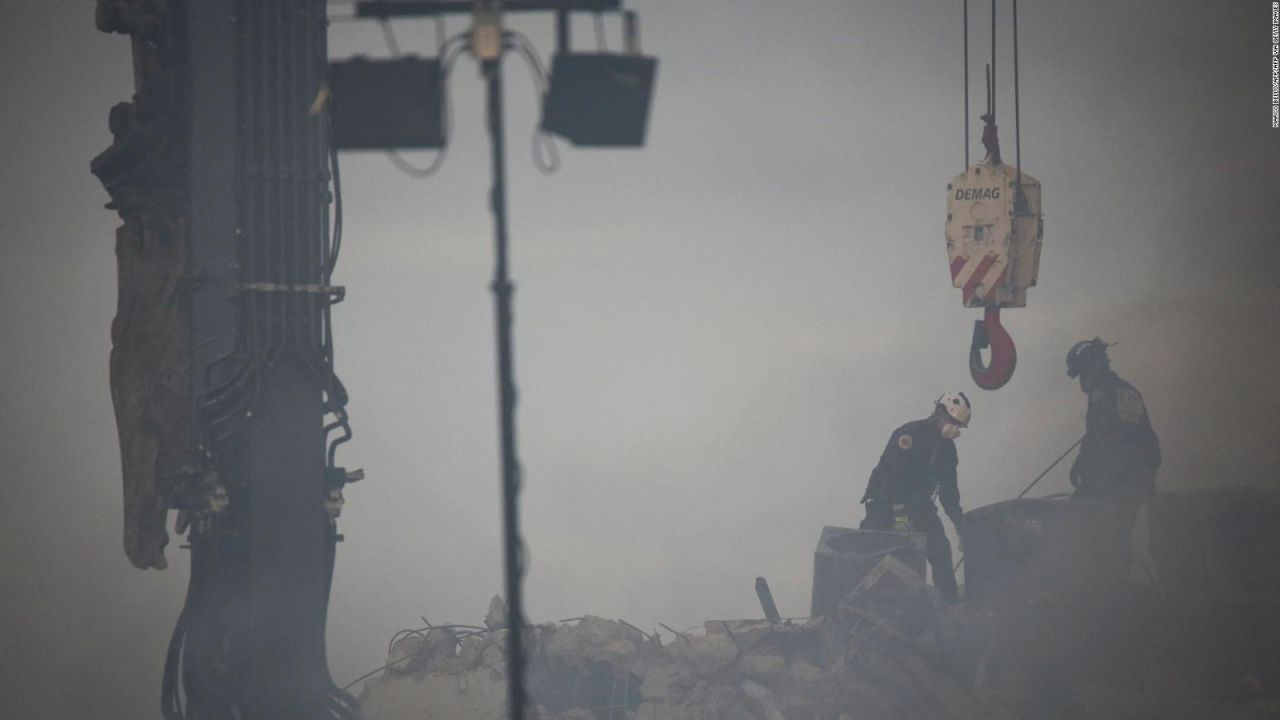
[
  {"xmin": 859, "ymin": 393, "xmax": 971, "ymax": 604},
  {"xmin": 1066, "ymin": 339, "xmax": 1161, "ymax": 521}
]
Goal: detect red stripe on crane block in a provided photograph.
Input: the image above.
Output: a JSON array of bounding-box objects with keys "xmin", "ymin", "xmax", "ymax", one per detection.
[
  {"xmin": 950, "ymin": 256, "xmax": 967, "ymax": 280},
  {"xmin": 989, "ymin": 267, "xmax": 1008, "ymax": 294},
  {"xmin": 961, "ymin": 253, "xmax": 998, "ymax": 305},
  {"xmin": 979, "ymin": 267, "xmax": 1009, "ymax": 305}
]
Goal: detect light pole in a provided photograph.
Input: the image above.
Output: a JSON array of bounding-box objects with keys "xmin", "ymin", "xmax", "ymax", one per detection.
[
  {"xmin": 332, "ymin": 3, "xmax": 655, "ymax": 716},
  {"xmin": 481, "ymin": 45, "xmax": 529, "ymax": 718}
]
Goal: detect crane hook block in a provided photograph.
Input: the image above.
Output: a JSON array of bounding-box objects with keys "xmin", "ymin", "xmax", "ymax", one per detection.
[
  {"xmin": 946, "ymin": 157, "xmax": 1043, "ymax": 389},
  {"xmin": 970, "ymin": 306, "xmax": 1017, "ymax": 390},
  {"xmin": 946, "ymin": 161, "xmax": 1042, "ymax": 308}
]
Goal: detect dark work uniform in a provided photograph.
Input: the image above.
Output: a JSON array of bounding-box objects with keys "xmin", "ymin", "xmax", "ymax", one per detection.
[
  {"xmin": 859, "ymin": 419, "xmax": 963, "ymax": 603},
  {"xmin": 1072, "ymin": 371, "xmax": 1161, "ymax": 517}
]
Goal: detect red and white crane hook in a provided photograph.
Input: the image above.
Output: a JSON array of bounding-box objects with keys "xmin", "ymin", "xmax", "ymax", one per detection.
[
  {"xmin": 969, "ymin": 306, "xmax": 1017, "ymax": 390},
  {"xmin": 945, "ymin": 0, "xmax": 1041, "ymax": 391}
]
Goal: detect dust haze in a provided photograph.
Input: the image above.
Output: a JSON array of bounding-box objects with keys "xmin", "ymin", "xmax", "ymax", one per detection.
[{"xmin": 0, "ymin": 1, "xmax": 1277, "ymax": 718}]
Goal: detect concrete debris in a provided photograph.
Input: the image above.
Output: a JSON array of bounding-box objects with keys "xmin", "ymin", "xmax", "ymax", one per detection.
[
  {"xmin": 360, "ymin": 589, "xmax": 1280, "ymax": 719},
  {"xmin": 484, "ymin": 595, "xmax": 508, "ymax": 630},
  {"xmin": 360, "ymin": 490, "xmax": 1280, "ymax": 720},
  {"xmin": 543, "ymin": 615, "xmax": 645, "ymax": 670},
  {"xmin": 740, "ymin": 679, "xmax": 785, "ymax": 720},
  {"xmin": 361, "ymin": 590, "xmax": 989, "ymax": 720},
  {"xmin": 738, "ymin": 653, "xmax": 785, "ymax": 681},
  {"xmin": 388, "ymin": 627, "xmax": 459, "ymax": 675},
  {"xmin": 811, "ymin": 526, "xmax": 927, "ymax": 619},
  {"xmin": 851, "ymin": 553, "xmax": 925, "ymax": 595}
]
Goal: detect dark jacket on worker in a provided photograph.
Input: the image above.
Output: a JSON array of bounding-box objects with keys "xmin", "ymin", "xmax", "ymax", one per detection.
[
  {"xmin": 1073, "ymin": 371, "xmax": 1161, "ymax": 501},
  {"xmin": 860, "ymin": 418, "xmax": 963, "ymax": 526},
  {"xmin": 859, "ymin": 418, "xmax": 963, "ymax": 602}
]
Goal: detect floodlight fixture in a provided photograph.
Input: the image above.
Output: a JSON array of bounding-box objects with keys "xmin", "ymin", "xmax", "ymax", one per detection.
[
  {"xmin": 328, "ymin": 56, "xmax": 446, "ymax": 150},
  {"xmin": 541, "ymin": 11, "xmax": 656, "ymax": 147}
]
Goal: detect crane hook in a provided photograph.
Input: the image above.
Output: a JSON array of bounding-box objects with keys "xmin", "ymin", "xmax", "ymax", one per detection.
[{"xmin": 970, "ymin": 306, "xmax": 1017, "ymax": 390}]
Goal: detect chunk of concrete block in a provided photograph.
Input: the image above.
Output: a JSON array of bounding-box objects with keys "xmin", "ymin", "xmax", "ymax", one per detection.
[
  {"xmin": 739, "ymin": 653, "xmax": 787, "ymax": 681},
  {"xmin": 811, "ymin": 526, "xmax": 927, "ymax": 618},
  {"xmin": 484, "ymin": 595, "xmax": 507, "ymax": 630}
]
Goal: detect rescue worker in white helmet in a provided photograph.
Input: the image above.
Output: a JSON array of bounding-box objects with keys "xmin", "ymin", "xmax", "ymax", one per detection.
[
  {"xmin": 1066, "ymin": 339, "xmax": 1160, "ymax": 519},
  {"xmin": 859, "ymin": 393, "xmax": 971, "ymax": 604}
]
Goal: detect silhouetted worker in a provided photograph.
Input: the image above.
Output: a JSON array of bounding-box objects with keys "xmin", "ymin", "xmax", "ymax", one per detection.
[
  {"xmin": 859, "ymin": 393, "xmax": 971, "ymax": 604},
  {"xmin": 1066, "ymin": 339, "xmax": 1161, "ymax": 520}
]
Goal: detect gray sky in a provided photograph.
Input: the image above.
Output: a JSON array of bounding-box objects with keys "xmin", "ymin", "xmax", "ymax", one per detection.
[{"xmin": 2, "ymin": 1, "xmax": 1278, "ymax": 718}]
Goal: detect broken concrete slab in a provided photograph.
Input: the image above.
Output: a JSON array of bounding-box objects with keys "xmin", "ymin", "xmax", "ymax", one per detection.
[
  {"xmin": 543, "ymin": 615, "xmax": 648, "ymax": 673},
  {"xmin": 811, "ymin": 526, "xmax": 927, "ymax": 619},
  {"xmin": 850, "ymin": 553, "xmax": 926, "ymax": 596},
  {"xmin": 484, "ymin": 595, "xmax": 507, "ymax": 630},
  {"xmin": 738, "ymin": 653, "xmax": 786, "ymax": 681},
  {"xmin": 362, "ymin": 601, "xmax": 995, "ymax": 720},
  {"xmin": 360, "ymin": 491, "xmax": 1280, "ymax": 720},
  {"xmin": 664, "ymin": 631, "xmax": 737, "ymax": 677},
  {"xmin": 741, "ymin": 679, "xmax": 786, "ymax": 720}
]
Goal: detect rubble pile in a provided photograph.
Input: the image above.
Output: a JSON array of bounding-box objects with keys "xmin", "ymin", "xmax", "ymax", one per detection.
[
  {"xmin": 359, "ymin": 562, "xmax": 994, "ymax": 720},
  {"xmin": 358, "ymin": 490, "xmax": 1280, "ymax": 719}
]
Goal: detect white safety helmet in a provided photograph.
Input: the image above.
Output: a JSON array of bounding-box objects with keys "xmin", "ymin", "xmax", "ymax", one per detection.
[{"xmin": 935, "ymin": 392, "xmax": 972, "ymax": 427}]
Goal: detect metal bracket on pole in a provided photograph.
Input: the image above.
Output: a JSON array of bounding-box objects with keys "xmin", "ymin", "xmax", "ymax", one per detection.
[
  {"xmin": 623, "ymin": 9, "xmax": 639, "ymax": 54},
  {"xmin": 556, "ymin": 8, "xmax": 570, "ymax": 53},
  {"xmin": 471, "ymin": 0, "xmax": 503, "ymax": 61}
]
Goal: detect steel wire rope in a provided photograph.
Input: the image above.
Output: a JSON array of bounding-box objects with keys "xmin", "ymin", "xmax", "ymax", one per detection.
[
  {"xmin": 377, "ymin": 22, "xmax": 471, "ymax": 178},
  {"xmin": 506, "ymin": 30, "xmax": 560, "ymax": 174},
  {"xmin": 320, "ymin": 104, "xmax": 354, "ymax": 460},
  {"xmin": 268, "ymin": 1, "xmax": 289, "ymax": 365},
  {"xmin": 319, "ymin": 521, "xmax": 362, "ymax": 719},
  {"xmin": 197, "ymin": 0, "xmax": 273, "ymax": 444},
  {"xmin": 378, "ymin": 17, "xmax": 403, "ymax": 55},
  {"xmin": 1012, "ymin": 0, "xmax": 1023, "ymax": 204},
  {"xmin": 308, "ymin": 2, "xmax": 326, "ymax": 362},
  {"xmin": 287, "ymin": 3, "xmax": 302, "ymax": 354},
  {"xmin": 278, "ymin": 6, "xmax": 357, "ymax": 719},
  {"xmin": 593, "ymin": 10, "xmax": 607, "ymax": 51},
  {"xmin": 963, "ymin": 0, "xmax": 969, "ymax": 167},
  {"xmin": 313, "ymin": 38, "xmax": 359, "ymax": 708},
  {"xmin": 953, "ymin": 437, "xmax": 1083, "ymax": 572}
]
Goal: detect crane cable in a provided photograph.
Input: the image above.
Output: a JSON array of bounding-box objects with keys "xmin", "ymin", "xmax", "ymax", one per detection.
[
  {"xmin": 953, "ymin": 436, "xmax": 1084, "ymax": 572},
  {"xmin": 962, "ymin": 0, "xmax": 1023, "ymax": 183},
  {"xmin": 963, "ymin": 0, "xmax": 969, "ymax": 167},
  {"xmin": 960, "ymin": 0, "xmax": 1030, "ymax": 390},
  {"xmin": 1013, "ymin": 0, "xmax": 1023, "ymax": 204}
]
